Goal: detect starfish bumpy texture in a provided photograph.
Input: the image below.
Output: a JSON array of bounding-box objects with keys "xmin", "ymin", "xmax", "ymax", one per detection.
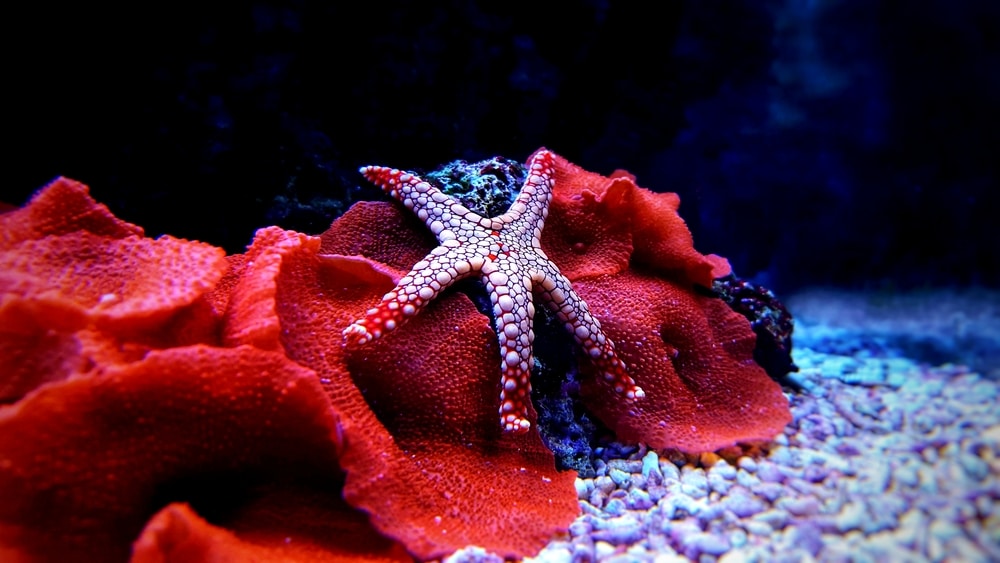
[{"xmin": 344, "ymin": 150, "xmax": 644, "ymax": 433}]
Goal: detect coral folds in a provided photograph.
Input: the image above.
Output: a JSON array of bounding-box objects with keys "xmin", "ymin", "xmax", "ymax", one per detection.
[{"xmin": 0, "ymin": 151, "xmax": 789, "ymax": 561}]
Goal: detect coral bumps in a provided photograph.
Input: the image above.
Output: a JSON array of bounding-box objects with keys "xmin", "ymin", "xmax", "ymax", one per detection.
[{"xmin": 0, "ymin": 151, "xmax": 789, "ymax": 561}]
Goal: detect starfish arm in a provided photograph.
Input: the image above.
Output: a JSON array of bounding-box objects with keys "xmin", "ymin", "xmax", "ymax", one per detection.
[
  {"xmin": 360, "ymin": 165, "xmax": 489, "ymax": 239},
  {"xmin": 343, "ymin": 244, "xmax": 479, "ymax": 346},
  {"xmin": 484, "ymin": 264, "xmax": 536, "ymax": 434},
  {"xmin": 534, "ymin": 266, "xmax": 645, "ymax": 400},
  {"xmin": 501, "ymin": 150, "xmax": 556, "ymax": 241}
]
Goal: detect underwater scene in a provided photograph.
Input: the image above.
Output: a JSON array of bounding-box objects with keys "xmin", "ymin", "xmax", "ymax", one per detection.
[{"xmin": 3, "ymin": 2, "xmax": 997, "ymax": 562}]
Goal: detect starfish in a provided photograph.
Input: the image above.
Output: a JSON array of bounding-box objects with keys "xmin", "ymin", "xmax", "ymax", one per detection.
[{"xmin": 344, "ymin": 150, "xmax": 644, "ymax": 433}]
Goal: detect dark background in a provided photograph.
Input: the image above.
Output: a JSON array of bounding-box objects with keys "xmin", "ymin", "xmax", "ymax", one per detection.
[{"xmin": 7, "ymin": 1, "xmax": 998, "ymax": 293}]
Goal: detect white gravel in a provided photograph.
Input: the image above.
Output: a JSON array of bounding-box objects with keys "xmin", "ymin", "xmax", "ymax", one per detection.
[{"xmin": 446, "ymin": 290, "xmax": 1000, "ymax": 563}]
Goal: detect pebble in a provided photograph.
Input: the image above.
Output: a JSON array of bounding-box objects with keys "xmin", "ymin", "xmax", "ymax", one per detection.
[
  {"xmin": 850, "ymin": 462, "xmax": 891, "ymax": 495},
  {"xmin": 737, "ymin": 457, "xmax": 758, "ymax": 473},
  {"xmin": 680, "ymin": 469, "xmax": 709, "ymax": 498},
  {"xmin": 603, "ymin": 498, "xmax": 626, "ymax": 516},
  {"xmin": 777, "ymin": 496, "xmax": 820, "ymax": 516},
  {"xmin": 627, "ymin": 488, "xmax": 654, "ymax": 510},
  {"xmin": 723, "ymin": 492, "xmax": 767, "ymax": 518},
  {"xmin": 642, "ymin": 451, "xmax": 663, "ymax": 483},
  {"xmin": 659, "ymin": 461, "xmax": 680, "ymax": 481},
  {"xmin": 743, "ymin": 520, "xmax": 773, "ymax": 537},
  {"xmin": 707, "ymin": 470, "xmax": 734, "ymax": 495},
  {"xmin": 592, "ymin": 517, "xmax": 643, "ymax": 545},
  {"xmin": 608, "ymin": 467, "xmax": 631, "ymax": 488},
  {"xmin": 784, "ymin": 522, "xmax": 824, "ymax": 556},
  {"xmin": 753, "ymin": 509, "xmax": 789, "ymax": 530},
  {"xmin": 750, "ymin": 482, "xmax": 784, "ymax": 502},
  {"xmin": 594, "ymin": 475, "xmax": 615, "ymax": 495},
  {"xmin": 834, "ymin": 500, "xmax": 867, "ymax": 532},
  {"xmin": 735, "ymin": 468, "xmax": 762, "ymax": 488},
  {"xmin": 594, "ymin": 541, "xmax": 615, "ymax": 560},
  {"xmin": 520, "ymin": 332, "xmax": 1000, "ymax": 563},
  {"xmin": 682, "ymin": 532, "xmax": 730, "ymax": 558}
]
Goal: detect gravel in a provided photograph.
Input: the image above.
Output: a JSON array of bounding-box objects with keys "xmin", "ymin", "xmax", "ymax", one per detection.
[{"xmin": 445, "ymin": 291, "xmax": 1000, "ymax": 562}]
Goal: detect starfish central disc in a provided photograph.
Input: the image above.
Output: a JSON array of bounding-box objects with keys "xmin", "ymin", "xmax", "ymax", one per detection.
[{"xmin": 343, "ymin": 150, "xmax": 644, "ymax": 433}]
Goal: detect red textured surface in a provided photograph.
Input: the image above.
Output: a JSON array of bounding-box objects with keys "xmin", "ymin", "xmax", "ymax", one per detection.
[
  {"xmin": 0, "ymin": 232, "xmax": 227, "ymax": 334},
  {"xmin": 0, "ymin": 345, "xmax": 344, "ymax": 562},
  {"xmin": 234, "ymin": 226, "xmax": 578, "ymax": 561},
  {"xmin": 574, "ymin": 271, "xmax": 792, "ymax": 451},
  {"xmin": 531, "ymin": 150, "xmax": 787, "ymax": 450},
  {"xmin": 0, "ymin": 177, "xmax": 143, "ymax": 247},
  {"xmin": 132, "ymin": 495, "xmax": 410, "ymax": 563},
  {"xmin": 0, "ymin": 181, "xmax": 227, "ymax": 403},
  {"xmin": 319, "ymin": 200, "xmax": 436, "ymax": 270},
  {"xmin": 542, "ymin": 150, "xmax": 731, "ymax": 287},
  {"xmin": 1, "ymin": 152, "xmax": 792, "ymax": 561}
]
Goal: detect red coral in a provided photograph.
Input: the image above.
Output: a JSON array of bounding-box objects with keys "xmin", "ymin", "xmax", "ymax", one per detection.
[
  {"xmin": 0, "ymin": 177, "xmax": 143, "ymax": 247},
  {"xmin": 0, "ymin": 179, "xmax": 578, "ymax": 562},
  {"xmin": 0, "ymin": 179, "xmax": 227, "ymax": 403},
  {"xmin": 538, "ymin": 152, "xmax": 790, "ymax": 451},
  {"xmin": 573, "ymin": 272, "xmax": 792, "ymax": 451},
  {"xmin": 541, "ymin": 151, "xmax": 730, "ymax": 287},
  {"xmin": 237, "ymin": 226, "xmax": 578, "ymax": 560},
  {"xmin": 0, "ymin": 149, "xmax": 791, "ymax": 562},
  {"xmin": 132, "ymin": 495, "xmax": 410, "ymax": 563},
  {"xmin": 0, "ymin": 345, "xmax": 350, "ymax": 562}
]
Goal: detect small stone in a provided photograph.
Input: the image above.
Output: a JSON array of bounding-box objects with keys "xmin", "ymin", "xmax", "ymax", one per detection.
[
  {"xmin": 757, "ymin": 462, "xmax": 785, "ymax": 483},
  {"xmin": 861, "ymin": 494, "xmax": 906, "ymax": 534},
  {"xmin": 575, "ymin": 478, "xmax": 594, "ymax": 500},
  {"xmin": 647, "ymin": 485, "xmax": 667, "ymax": 503},
  {"xmin": 707, "ymin": 470, "xmax": 734, "ymax": 495},
  {"xmin": 754, "ymin": 509, "xmax": 789, "ymax": 530},
  {"xmin": 894, "ymin": 508, "xmax": 927, "ymax": 546},
  {"xmin": 723, "ymin": 492, "xmax": 766, "ymax": 518},
  {"xmin": 802, "ymin": 464, "xmax": 830, "ymax": 483},
  {"xmin": 444, "ymin": 546, "xmax": 504, "ymax": 563},
  {"xmin": 744, "ymin": 520, "xmax": 773, "ymax": 537},
  {"xmin": 682, "ymin": 532, "xmax": 730, "ymax": 558},
  {"xmin": 850, "ymin": 461, "xmax": 891, "ymax": 495},
  {"xmin": 737, "ymin": 457, "xmax": 758, "ymax": 473},
  {"xmin": 835, "ymin": 500, "xmax": 867, "ymax": 532},
  {"xmin": 588, "ymin": 489, "xmax": 605, "ymax": 509},
  {"xmin": 609, "ymin": 467, "xmax": 631, "ymax": 489},
  {"xmin": 594, "ymin": 475, "xmax": 616, "ymax": 495},
  {"xmin": 729, "ymin": 528, "xmax": 748, "ymax": 548},
  {"xmin": 627, "ymin": 488, "xmax": 654, "ymax": 510},
  {"xmin": 710, "ymin": 459, "xmax": 738, "ymax": 480},
  {"xmin": 595, "ymin": 541, "xmax": 616, "ymax": 559},
  {"xmin": 660, "ymin": 493, "xmax": 703, "ymax": 519},
  {"xmin": 608, "ymin": 459, "xmax": 644, "ymax": 474},
  {"xmin": 929, "ymin": 518, "xmax": 962, "ymax": 542},
  {"xmin": 893, "ymin": 460, "xmax": 920, "ymax": 489},
  {"xmin": 959, "ymin": 451, "xmax": 990, "ymax": 481},
  {"xmin": 572, "ymin": 543, "xmax": 596, "ymax": 562},
  {"xmin": 642, "ymin": 450, "xmax": 663, "ymax": 483},
  {"xmin": 700, "ymin": 452, "xmax": 722, "ymax": 466},
  {"xmin": 604, "ymin": 497, "xmax": 626, "ymax": 516},
  {"xmin": 680, "ymin": 469, "xmax": 709, "ymax": 498},
  {"xmin": 784, "ymin": 522, "xmax": 824, "ymax": 556},
  {"xmin": 750, "ymin": 482, "xmax": 785, "ymax": 502},
  {"xmin": 917, "ymin": 465, "xmax": 939, "ymax": 494},
  {"xmin": 629, "ymin": 473, "xmax": 648, "ymax": 491},
  {"xmin": 736, "ymin": 468, "xmax": 762, "ymax": 488},
  {"xmin": 660, "ymin": 461, "xmax": 681, "ymax": 481},
  {"xmin": 592, "ymin": 516, "xmax": 643, "ymax": 545},
  {"xmin": 568, "ymin": 520, "xmax": 592, "ymax": 537},
  {"xmin": 777, "ymin": 496, "xmax": 820, "ymax": 516}
]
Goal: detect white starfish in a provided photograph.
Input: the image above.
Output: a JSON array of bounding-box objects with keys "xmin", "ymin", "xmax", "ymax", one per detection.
[{"xmin": 344, "ymin": 149, "xmax": 644, "ymax": 433}]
